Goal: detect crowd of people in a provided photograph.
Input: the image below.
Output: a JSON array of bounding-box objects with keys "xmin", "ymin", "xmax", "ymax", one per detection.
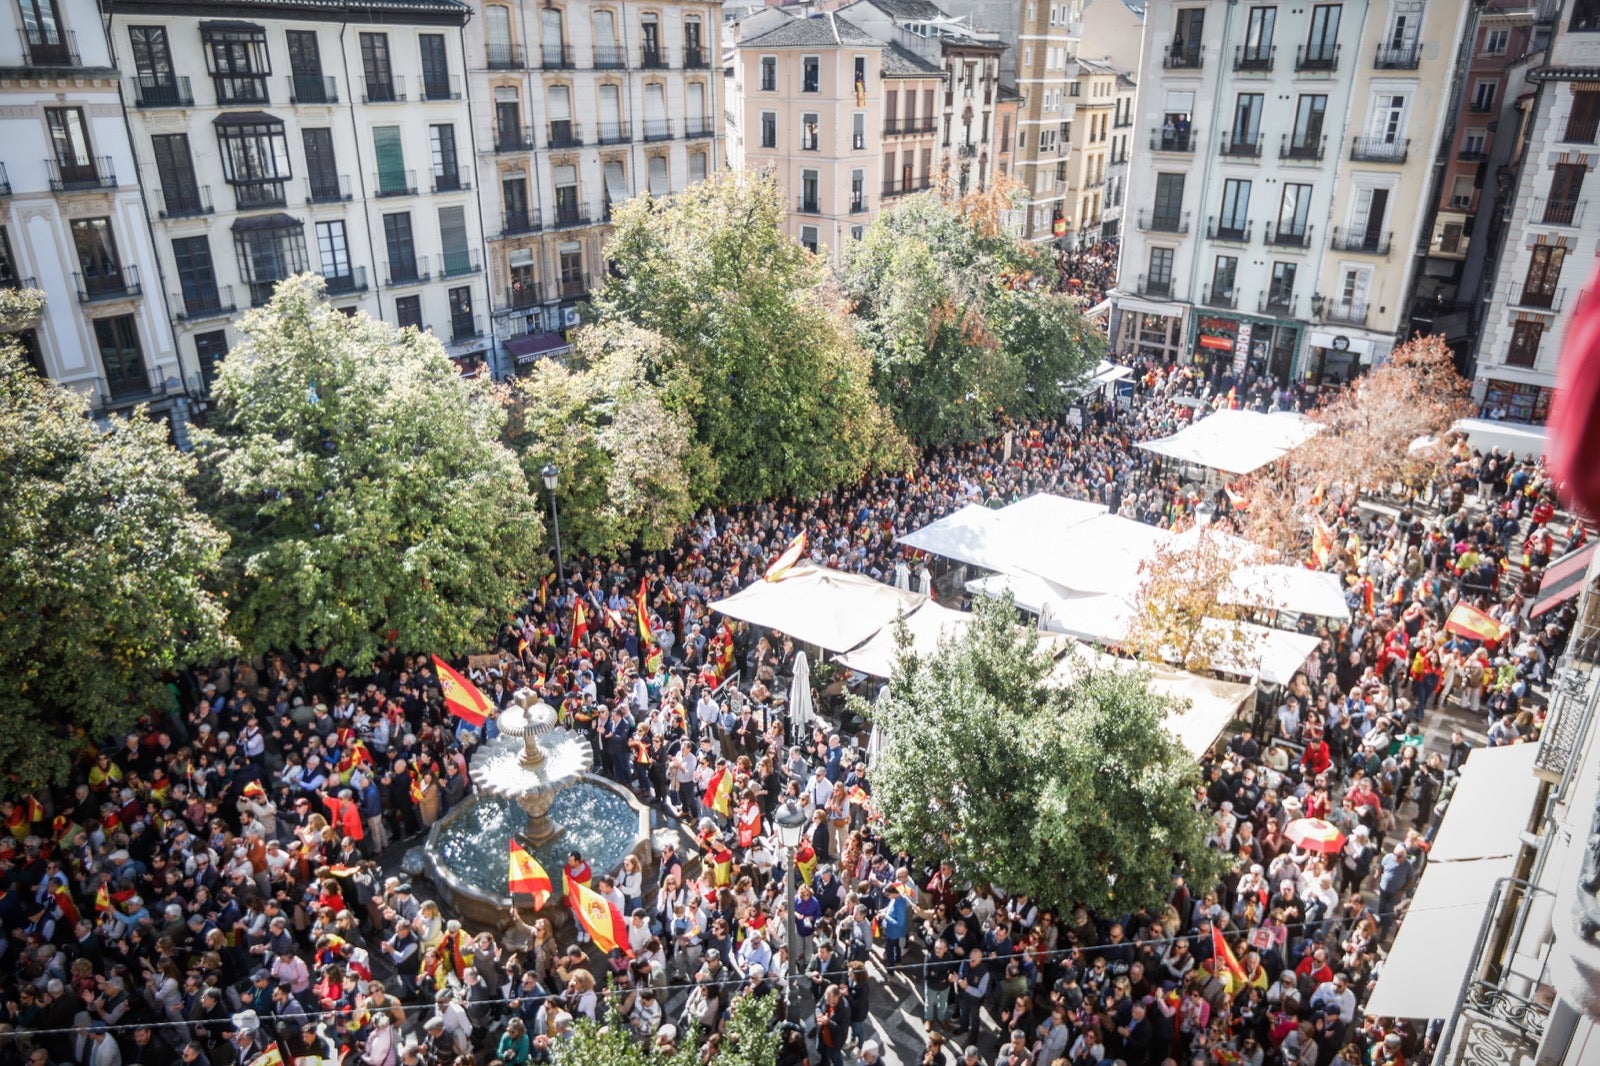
[
  {"xmin": 1053, "ymin": 240, "xmax": 1120, "ymax": 309},
  {"xmin": 0, "ymin": 359, "xmax": 1580, "ymax": 1066}
]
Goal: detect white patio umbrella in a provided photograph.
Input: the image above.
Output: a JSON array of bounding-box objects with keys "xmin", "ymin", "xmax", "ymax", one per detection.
[
  {"xmin": 866, "ymin": 685, "xmax": 891, "ymax": 766},
  {"xmin": 788, "ymin": 650, "xmax": 815, "ymax": 738}
]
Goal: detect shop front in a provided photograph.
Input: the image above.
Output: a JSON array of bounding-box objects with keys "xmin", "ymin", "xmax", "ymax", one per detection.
[
  {"xmin": 1481, "ymin": 378, "xmax": 1553, "ymax": 424},
  {"xmin": 1303, "ymin": 329, "xmax": 1377, "ymax": 385},
  {"xmin": 1192, "ymin": 314, "xmax": 1301, "ymax": 385},
  {"xmin": 1110, "ymin": 297, "xmax": 1186, "ymax": 364}
]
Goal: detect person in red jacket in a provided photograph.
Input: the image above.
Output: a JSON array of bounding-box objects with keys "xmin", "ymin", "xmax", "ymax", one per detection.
[
  {"xmin": 1300, "ymin": 729, "xmax": 1333, "ymax": 778},
  {"xmin": 321, "ymin": 789, "xmax": 364, "ymax": 846}
]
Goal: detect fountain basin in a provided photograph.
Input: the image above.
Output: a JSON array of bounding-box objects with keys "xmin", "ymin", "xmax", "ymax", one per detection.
[{"xmin": 422, "ymin": 775, "xmax": 653, "ymax": 930}]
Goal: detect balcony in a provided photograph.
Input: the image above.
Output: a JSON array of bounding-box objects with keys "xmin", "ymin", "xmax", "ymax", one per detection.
[
  {"xmin": 440, "ymin": 249, "xmax": 482, "ymax": 278},
  {"xmin": 559, "ymin": 274, "xmax": 590, "ymax": 299},
  {"xmin": 797, "ymin": 197, "xmax": 822, "ymax": 215},
  {"xmin": 850, "ymin": 196, "xmax": 868, "ymax": 215},
  {"xmin": 131, "ymin": 75, "xmax": 193, "ymax": 108},
  {"xmin": 640, "ymin": 47, "xmax": 668, "ymax": 70},
  {"xmin": 506, "ymin": 282, "xmax": 542, "ymax": 309},
  {"xmin": 1202, "ymin": 285, "xmax": 1237, "ymax": 310},
  {"xmin": 307, "ymin": 174, "xmax": 352, "ymax": 204},
  {"xmin": 1138, "ymin": 209, "xmax": 1190, "ymax": 234},
  {"xmin": 1206, "ymin": 217, "xmax": 1252, "ymax": 243},
  {"xmin": 1162, "ymin": 42, "xmax": 1203, "ymax": 69},
  {"xmin": 234, "ymin": 180, "xmax": 287, "ymax": 210},
  {"xmin": 157, "ymin": 185, "xmax": 214, "ymax": 219},
  {"xmin": 1219, "ymin": 134, "xmax": 1262, "ymax": 159},
  {"xmin": 1264, "ymin": 224, "xmax": 1313, "ymax": 249},
  {"xmin": 1233, "ymin": 45, "xmax": 1276, "ymax": 72},
  {"xmin": 590, "ymin": 121, "xmax": 629, "ymax": 146},
  {"xmin": 1457, "ymin": 147, "xmax": 1487, "ymax": 162},
  {"xmin": 642, "ymin": 119, "xmax": 674, "ymax": 142},
  {"xmin": 592, "ymin": 45, "xmax": 625, "ymax": 69},
  {"xmin": 548, "ymin": 121, "xmax": 583, "ymax": 149},
  {"xmin": 247, "ymin": 279, "xmax": 288, "ymax": 307},
  {"xmin": 362, "ymin": 77, "xmax": 406, "ymax": 103},
  {"xmin": 550, "ymin": 205, "xmax": 591, "ymax": 230},
  {"xmin": 685, "ymin": 116, "xmax": 715, "ymax": 139},
  {"xmin": 92, "ymin": 372, "xmax": 174, "ymax": 415},
  {"xmin": 1375, "ymin": 42, "xmax": 1421, "ymax": 69},
  {"xmin": 433, "ymin": 169, "xmax": 469, "ymax": 194},
  {"xmin": 1135, "ymin": 273, "xmax": 1174, "ymax": 299},
  {"xmin": 1280, "ymin": 133, "xmax": 1326, "ymax": 161},
  {"xmin": 422, "ymin": 76, "xmax": 462, "ymax": 102},
  {"xmin": 683, "ymin": 45, "xmax": 708, "ymax": 69},
  {"xmin": 1329, "ymin": 227, "xmax": 1391, "ymax": 255},
  {"xmin": 0, "ymin": 163, "xmax": 9, "ymax": 196},
  {"xmin": 175, "ymin": 284, "xmax": 236, "ymax": 322},
  {"xmin": 1534, "ymin": 197, "xmax": 1586, "ymax": 226},
  {"xmin": 1317, "ymin": 301, "xmax": 1367, "ymax": 326},
  {"xmin": 47, "ymin": 156, "xmax": 115, "ymax": 193},
  {"xmin": 1150, "ymin": 126, "xmax": 1196, "ymax": 152},
  {"xmin": 1350, "ymin": 136, "xmax": 1409, "ymax": 163},
  {"xmin": 957, "ymin": 142, "xmax": 978, "ymax": 159},
  {"xmin": 1259, "ymin": 291, "xmax": 1295, "ymax": 316},
  {"xmin": 387, "ymin": 257, "xmax": 432, "ymax": 287},
  {"xmin": 881, "ymin": 179, "xmax": 931, "ymax": 199},
  {"xmin": 1515, "ymin": 287, "xmax": 1565, "ymax": 312},
  {"xmin": 213, "ymin": 75, "xmax": 270, "ymax": 105},
  {"xmin": 373, "ymin": 170, "xmax": 417, "ymax": 198},
  {"xmin": 323, "ymin": 267, "xmax": 368, "ymax": 296},
  {"xmin": 76, "ymin": 265, "xmax": 141, "ymax": 304},
  {"xmin": 542, "ymin": 45, "xmax": 575, "ymax": 70},
  {"xmin": 496, "ymin": 126, "xmax": 534, "ymax": 153},
  {"xmin": 287, "ymin": 74, "xmax": 337, "ymax": 104},
  {"xmin": 487, "ymin": 43, "xmax": 525, "ymax": 70},
  {"xmin": 500, "ymin": 209, "xmax": 542, "ymax": 237},
  {"xmin": 1295, "ymin": 43, "xmax": 1340, "ymax": 72},
  {"xmin": 18, "ymin": 29, "xmax": 78, "ymax": 67},
  {"xmin": 1468, "ymin": 98, "xmax": 1496, "ymax": 114},
  {"xmin": 450, "ymin": 315, "xmax": 483, "ymax": 343}
]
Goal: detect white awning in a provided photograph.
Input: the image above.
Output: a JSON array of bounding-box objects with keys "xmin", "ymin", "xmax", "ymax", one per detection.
[
  {"xmin": 1220, "ymin": 564, "xmax": 1352, "ymax": 621},
  {"xmin": 1194, "ymin": 619, "xmax": 1320, "ymax": 685},
  {"xmin": 834, "ymin": 601, "xmax": 973, "ymax": 679},
  {"xmin": 1451, "ymin": 417, "xmax": 1547, "ymax": 461},
  {"xmin": 1048, "ymin": 645, "xmax": 1253, "ymax": 758},
  {"xmin": 1428, "ymin": 741, "xmax": 1543, "ymax": 862},
  {"xmin": 896, "ymin": 503, "xmax": 1009, "ymax": 571},
  {"xmin": 710, "ymin": 561, "xmax": 926, "ymax": 654},
  {"xmin": 1136, "ymin": 409, "xmax": 1323, "ymax": 476},
  {"xmin": 993, "ymin": 493, "xmax": 1107, "ymax": 532},
  {"xmin": 1021, "ymin": 513, "xmax": 1172, "ymax": 595}
]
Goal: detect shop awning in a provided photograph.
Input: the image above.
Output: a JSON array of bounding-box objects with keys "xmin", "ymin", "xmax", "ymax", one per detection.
[
  {"xmin": 230, "ymin": 212, "xmax": 300, "ymax": 233},
  {"xmin": 1428, "ymin": 741, "xmax": 1542, "ymax": 863},
  {"xmin": 835, "ymin": 601, "xmax": 972, "ymax": 679},
  {"xmin": 1194, "ymin": 619, "xmax": 1320, "ymax": 685},
  {"xmin": 504, "ymin": 331, "xmax": 570, "ymax": 364},
  {"xmin": 1220, "ymin": 564, "xmax": 1352, "ymax": 621},
  {"xmin": 1048, "ymin": 645, "xmax": 1253, "ymax": 759},
  {"xmin": 710, "ymin": 561, "xmax": 926, "ymax": 654},
  {"xmin": 1136, "ymin": 409, "xmax": 1323, "ymax": 476},
  {"xmin": 1531, "ymin": 542, "xmax": 1596, "ymax": 619}
]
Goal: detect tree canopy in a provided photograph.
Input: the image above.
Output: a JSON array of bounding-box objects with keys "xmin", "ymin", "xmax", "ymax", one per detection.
[
  {"xmin": 502, "ymin": 321, "xmax": 707, "ymax": 556},
  {"xmin": 194, "ymin": 275, "xmax": 545, "ymax": 668},
  {"xmin": 595, "ymin": 171, "xmax": 910, "ymax": 504},
  {"xmin": 868, "ymin": 596, "xmax": 1225, "ymax": 912},
  {"xmin": 840, "ymin": 192, "xmax": 1104, "ymax": 446},
  {"xmin": 0, "ymin": 291, "xmax": 232, "ymax": 787}
]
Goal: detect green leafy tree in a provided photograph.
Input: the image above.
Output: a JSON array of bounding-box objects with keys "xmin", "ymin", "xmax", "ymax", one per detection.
[
  {"xmin": 841, "ymin": 192, "xmax": 1104, "ymax": 446},
  {"xmin": 867, "ymin": 596, "xmax": 1226, "ymax": 912},
  {"xmin": 719, "ymin": 991, "xmax": 784, "ymax": 1066},
  {"xmin": 194, "ymin": 275, "xmax": 544, "ymax": 668},
  {"xmin": 0, "ymin": 290, "xmax": 232, "ymax": 789},
  {"xmin": 503, "ymin": 321, "xmax": 707, "ymax": 556},
  {"xmin": 554, "ymin": 1011, "xmax": 701, "ymax": 1066},
  {"xmin": 596, "ymin": 171, "xmax": 910, "ymax": 503}
]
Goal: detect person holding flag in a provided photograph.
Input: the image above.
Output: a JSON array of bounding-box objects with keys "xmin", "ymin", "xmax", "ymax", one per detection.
[
  {"xmin": 703, "ymin": 759, "xmax": 733, "ymax": 824},
  {"xmin": 508, "ymin": 839, "xmax": 554, "ymax": 910},
  {"xmin": 763, "ymin": 531, "xmax": 808, "ymax": 582},
  {"xmin": 565, "ymin": 868, "xmax": 631, "ymax": 957},
  {"xmin": 431, "ymin": 655, "xmax": 492, "ymax": 730}
]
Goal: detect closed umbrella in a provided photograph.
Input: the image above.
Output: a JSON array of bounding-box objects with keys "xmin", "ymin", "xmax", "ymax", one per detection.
[
  {"xmin": 1284, "ymin": 817, "xmax": 1347, "ymax": 855},
  {"xmin": 866, "ymin": 685, "xmax": 891, "ymax": 766},
  {"xmin": 789, "ymin": 650, "xmax": 814, "ymax": 739}
]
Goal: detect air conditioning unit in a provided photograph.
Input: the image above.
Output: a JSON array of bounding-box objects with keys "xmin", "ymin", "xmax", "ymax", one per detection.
[{"xmin": 561, "ymin": 306, "xmax": 581, "ymax": 327}]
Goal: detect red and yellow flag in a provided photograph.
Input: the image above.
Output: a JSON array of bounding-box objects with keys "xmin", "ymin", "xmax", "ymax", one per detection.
[
  {"xmin": 431, "ymin": 655, "xmax": 491, "ymax": 727},
  {"xmin": 26, "ymin": 797, "xmax": 44, "ymax": 824},
  {"xmin": 704, "ymin": 766, "xmax": 733, "ymax": 817},
  {"xmin": 246, "ymin": 1045, "xmax": 284, "ymax": 1066},
  {"xmin": 572, "ymin": 601, "xmax": 591, "ymax": 644},
  {"xmin": 51, "ymin": 885, "xmax": 80, "ymax": 926},
  {"xmin": 94, "ymin": 882, "xmax": 111, "ymax": 914},
  {"xmin": 635, "ymin": 578, "xmax": 652, "ymax": 642},
  {"xmin": 1446, "ymin": 601, "xmax": 1506, "ymax": 644},
  {"xmin": 566, "ymin": 871, "xmax": 630, "ymax": 955},
  {"xmin": 1211, "ymin": 925, "xmax": 1247, "ymax": 994},
  {"xmin": 795, "ymin": 841, "xmax": 817, "ymax": 886},
  {"xmin": 242, "ymin": 780, "xmax": 267, "ymax": 802},
  {"xmin": 508, "ymin": 840, "xmax": 553, "ymax": 909},
  {"xmin": 763, "ymin": 532, "xmax": 808, "ymax": 582},
  {"xmin": 1310, "ymin": 517, "xmax": 1335, "ymax": 569}
]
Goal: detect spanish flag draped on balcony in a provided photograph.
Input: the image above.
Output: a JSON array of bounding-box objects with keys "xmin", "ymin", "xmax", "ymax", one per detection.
[
  {"xmin": 508, "ymin": 840, "xmax": 553, "ymax": 909},
  {"xmin": 763, "ymin": 531, "xmax": 807, "ymax": 582},
  {"xmin": 431, "ymin": 655, "xmax": 491, "ymax": 727}
]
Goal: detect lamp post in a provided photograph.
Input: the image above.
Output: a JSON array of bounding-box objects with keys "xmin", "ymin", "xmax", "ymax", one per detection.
[
  {"xmin": 541, "ymin": 463, "xmax": 564, "ymax": 586},
  {"xmin": 774, "ymin": 798, "xmax": 808, "ymax": 1014}
]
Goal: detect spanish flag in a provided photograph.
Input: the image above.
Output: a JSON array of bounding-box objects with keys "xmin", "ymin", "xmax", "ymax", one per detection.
[
  {"xmin": 1446, "ymin": 601, "xmax": 1506, "ymax": 644},
  {"xmin": 763, "ymin": 531, "xmax": 808, "ymax": 582},
  {"xmin": 508, "ymin": 840, "xmax": 553, "ymax": 909},
  {"xmin": 635, "ymin": 578, "xmax": 652, "ymax": 642},
  {"xmin": 795, "ymin": 841, "xmax": 817, "ymax": 886},
  {"xmin": 242, "ymin": 780, "xmax": 268, "ymax": 803},
  {"xmin": 431, "ymin": 655, "xmax": 491, "ymax": 727},
  {"xmin": 26, "ymin": 797, "xmax": 44, "ymax": 824},
  {"xmin": 572, "ymin": 600, "xmax": 591, "ymax": 644},
  {"xmin": 704, "ymin": 765, "xmax": 733, "ymax": 817},
  {"xmin": 709, "ymin": 846, "xmax": 733, "ymax": 887},
  {"xmin": 1211, "ymin": 925, "xmax": 1247, "ymax": 994},
  {"xmin": 566, "ymin": 871, "xmax": 630, "ymax": 955},
  {"xmin": 246, "ymin": 1044, "xmax": 284, "ymax": 1066},
  {"xmin": 715, "ymin": 623, "xmax": 737, "ymax": 678},
  {"xmin": 94, "ymin": 882, "xmax": 111, "ymax": 914},
  {"xmin": 1310, "ymin": 517, "xmax": 1335, "ymax": 569}
]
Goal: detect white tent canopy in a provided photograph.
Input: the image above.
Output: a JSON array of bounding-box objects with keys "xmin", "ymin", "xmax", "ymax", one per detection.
[
  {"xmin": 1023, "ymin": 513, "xmax": 1173, "ymax": 595},
  {"xmin": 962, "ymin": 573, "xmax": 1138, "ymax": 647},
  {"xmin": 993, "ymin": 493, "xmax": 1107, "ymax": 532},
  {"xmin": 834, "ymin": 602, "xmax": 973, "ymax": 679},
  {"xmin": 895, "ymin": 503, "xmax": 1010, "ymax": 572},
  {"xmin": 1136, "ymin": 409, "xmax": 1322, "ymax": 476},
  {"xmin": 1048, "ymin": 645, "xmax": 1253, "ymax": 758},
  {"xmin": 1427, "ymin": 742, "xmax": 1542, "ymax": 863},
  {"xmin": 709, "ymin": 562, "xmax": 925, "ymax": 653},
  {"xmin": 1220, "ymin": 564, "xmax": 1352, "ymax": 621},
  {"xmin": 1194, "ymin": 619, "xmax": 1321, "ymax": 685},
  {"xmin": 1450, "ymin": 417, "xmax": 1547, "ymax": 460}
]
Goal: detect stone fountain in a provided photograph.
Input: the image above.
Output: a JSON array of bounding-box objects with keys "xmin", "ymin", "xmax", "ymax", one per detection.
[{"xmin": 418, "ymin": 688, "xmax": 654, "ymax": 930}]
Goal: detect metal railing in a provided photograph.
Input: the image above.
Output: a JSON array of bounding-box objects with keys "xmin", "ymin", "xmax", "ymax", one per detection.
[
  {"xmin": 1206, "ymin": 217, "xmax": 1252, "ymax": 242},
  {"xmin": 1515, "ymin": 286, "xmax": 1565, "ymax": 312},
  {"xmin": 500, "ymin": 209, "xmax": 542, "ymax": 236},
  {"xmin": 850, "ymin": 196, "xmax": 868, "ymax": 215},
  {"xmin": 307, "ymin": 174, "xmax": 352, "ymax": 204},
  {"xmin": 642, "ymin": 119, "xmax": 674, "ymax": 142},
  {"xmin": 1219, "ymin": 133, "xmax": 1261, "ymax": 158},
  {"xmin": 640, "ymin": 47, "xmax": 669, "ymax": 69},
  {"xmin": 47, "ymin": 156, "xmax": 115, "ymax": 192},
  {"xmin": 439, "ymin": 249, "xmax": 481, "ymax": 278},
  {"xmin": 175, "ymin": 284, "xmax": 236, "ymax": 321},
  {"xmin": 18, "ymin": 29, "xmax": 78, "ymax": 67},
  {"xmin": 542, "ymin": 45, "xmax": 575, "ymax": 70},
  {"xmin": 1295, "ymin": 43, "xmax": 1340, "ymax": 72},
  {"xmin": 131, "ymin": 75, "xmax": 193, "ymax": 107},
  {"xmin": 1329, "ymin": 227, "xmax": 1391, "ymax": 255},
  {"xmin": 506, "ymin": 282, "xmax": 542, "ymax": 309},
  {"xmin": 591, "ymin": 121, "xmax": 629, "ymax": 145},
  {"xmin": 1534, "ymin": 197, "xmax": 1586, "ymax": 226},
  {"xmin": 1375, "ymin": 42, "xmax": 1421, "ymax": 68},
  {"xmin": 548, "ymin": 121, "xmax": 583, "ymax": 149},
  {"xmin": 76, "ymin": 265, "xmax": 141, "ymax": 304},
  {"xmin": 1136, "ymin": 273, "xmax": 1173, "ymax": 298},
  {"xmin": 450, "ymin": 315, "xmax": 483, "ymax": 343},
  {"xmin": 373, "ymin": 170, "xmax": 417, "ymax": 197},
  {"xmin": 683, "ymin": 45, "xmax": 708, "ymax": 69},
  {"xmin": 234, "ymin": 180, "xmax": 287, "ymax": 210},
  {"xmin": 158, "ymin": 185, "xmax": 213, "ymax": 219},
  {"xmin": 387, "ymin": 257, "xmax": 431, "ymax": 286},
  {"xmin": 1151, "ymin": 126, "xmax": 1196, "ymax": 152},
  {"xmin": 1138, "ymin": 209, "xmax": 1189, "ymax": 234},
  {"xmin": 1162, "ymin": 42, "xmax": 1202, "ymax": 69},
  {"xmin": 362, "ymin": 76, "xmax": 405, "ymax": 103},
  {"xmin": 1281, "ymin": 133, "xmax": 1326, "ymax": 161},
  {"xmin": 1350, "ymin": 136, "xmax": 1409, "ymax": 163},
  {"xmin": 289, "ymin": 74, "xmax": 338, "ymax": 104},
  {"xmin": 1233, "ymin": 45, "xmax": 1275, "ymax": 72},
  {"xmin": 212, "ymin": 74, "xmax": 270, "ymax": 105},
  {"xmin": 92, "ymin": 371, "xmax": 172, "ymax": 412},
  {"xmin": 1265, "ymin": 224, "xmax": 1313, "ymax": 248},
  {"xmin": 496, "ymin": 126, "xmax": 534, "ymax": 153},
  {"xmin": 592, "ymin": 45, "xmax": 625, "ymax": 69},
  {"xmin": 1202, "ymin": 284, "xmax": 1236, "ymax": 309},
  {"xmin": 423, "ymin": 76, "xmax": 462, "ymax": 102},
  {"xmin": 487, "ymin": 43, "xmax": 525, "ymax": 70},
  {"xmin": 549, "ymin": 205, "xmax": 591, "ymax": 230},
  {"xmin": 323, "ymin": 267, "xmax": 368, "ymax": 295},
  {"xmin": 1259, "ymin": 291, "xmax": 1295, "ymax": 316},
  {"xmin": 685, "ymin": 116, "xmax": 716, "ymax": 139},
  {"xmin": 882, "ymin": 179, "xmax": 932, "ymax": 198},
  {"xmin": 433, "ymin": 169, "xmax": 469, "ymax": 193},
  {"xmin": 1319, "ymin": 302, "xmax": 1367, "ymax": 326},
  {"xmin": 1457, "ymin": 147, "xmax": 1487, "ymax": 162},
  {"xmin": 797, "ymin": 197, "xmax": 822, "ymax": 215},
  {"xmin": 559, "ymin": 274, "xmax": 590, "ymax": 298}
]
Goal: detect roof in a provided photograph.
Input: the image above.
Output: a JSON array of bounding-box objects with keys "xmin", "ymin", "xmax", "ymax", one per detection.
[
  {"xmin": 116, "ymin": 0, "xmax": 468, "ymax": 19},
  {"xmin": 864, "ymin": 0, "xmax": 948, "ymax": 20},
  {"xmin": 739, "ymin": 14, "xmax": 881, "ymax": 49},
  {"xmin": 882, "ymin": 41, "xmax": 943, "ymax": 75}
]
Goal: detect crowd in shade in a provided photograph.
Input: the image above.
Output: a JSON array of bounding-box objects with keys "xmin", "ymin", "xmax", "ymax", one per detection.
[
  {"xmin": 0, "ymin": 362, "xmax": 1581, "ymax": 1066},
  {"xmin": 1053, "ymin": 241, "xmax": 1121, "ymax": 309}
]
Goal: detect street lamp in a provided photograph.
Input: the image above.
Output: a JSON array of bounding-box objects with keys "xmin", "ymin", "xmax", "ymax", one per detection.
[
  {"xmin": 773, "ymin": 798, "xmax": 808, "ymax": 1013},
  {"xmin": 541, "ymin": 463, "xmax": 564, "ymax": 586}
]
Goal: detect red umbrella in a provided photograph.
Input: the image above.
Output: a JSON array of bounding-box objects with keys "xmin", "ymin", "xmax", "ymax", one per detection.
[{"xmin": 1284, "ymin": 817, "xmax": 1347, "ymax": 855}]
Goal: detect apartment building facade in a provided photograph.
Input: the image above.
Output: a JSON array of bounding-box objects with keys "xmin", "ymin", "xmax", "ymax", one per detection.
[
  {"xmin": 102, "ymin": 0, "xmax": 493, "ymax": 393},
  {"xmin": 1472, "ymin": 0, "xmax": 1598, "ymax": 424},
  {"xmin": 466, "ymin": 0, "xmax": 722, "ymax": 368},
  {"xmin": 1059, "ymin": 56, "xmax": 1131, "ymax": 247},
  {"xmin": 1, "ymin": 0, "xmax": 185, "ymax": 426},
  {"xmin": 731, "ymin": 13, "xmax": 943, "ymax": 261},
  {"xmin": 1113, "ymin": 0, "xmax": 1469, "ymax": 386}
]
